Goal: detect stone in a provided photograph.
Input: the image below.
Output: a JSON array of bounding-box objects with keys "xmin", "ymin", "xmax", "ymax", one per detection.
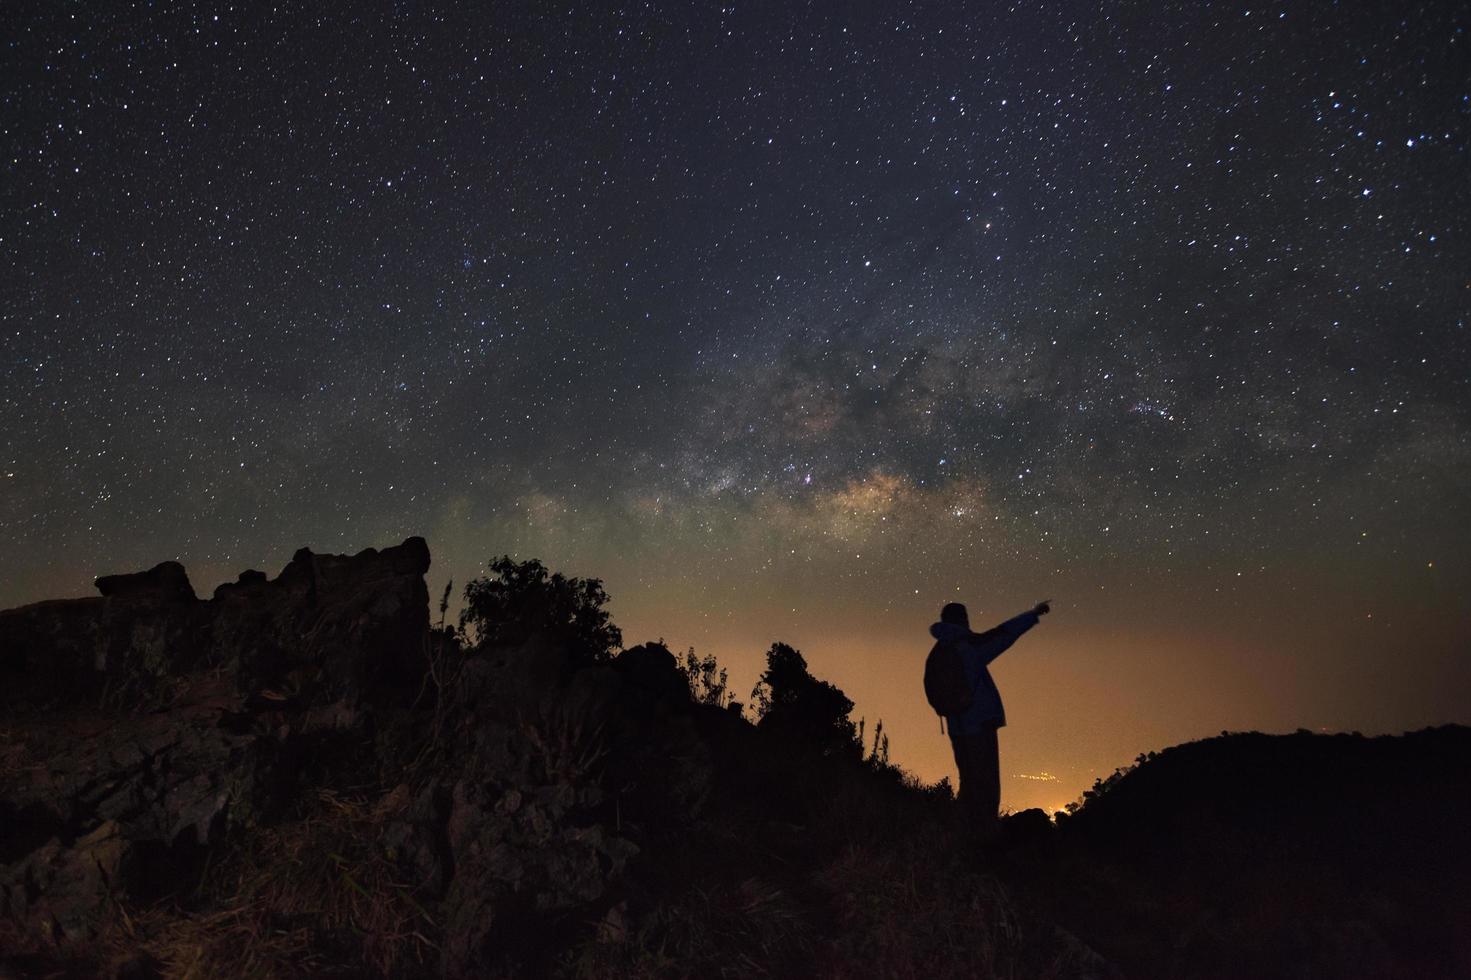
[
  {"xmin": 0, "ymin": 820, "xmax": 129, "ymax": 945},
  {"xmin": 95, "ymin": 561, "xmax": 196, "ymax": 602}
]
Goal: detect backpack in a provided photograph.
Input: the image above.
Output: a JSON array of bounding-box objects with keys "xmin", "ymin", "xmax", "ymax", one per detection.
[{"xmin": 923, "ymin": 637, "xmax": 972, "ymax": 718}]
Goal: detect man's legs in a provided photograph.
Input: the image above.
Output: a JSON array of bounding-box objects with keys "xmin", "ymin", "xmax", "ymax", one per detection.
[
  {"xmin": 949, "ymin": 726, "xmax": 1002, "ymax": 842},
  {"xmin": 972, "ymin": 725, "xmax": 1001, "ymax": 841}
]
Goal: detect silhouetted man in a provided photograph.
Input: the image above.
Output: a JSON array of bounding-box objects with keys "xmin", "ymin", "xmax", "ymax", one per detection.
[{"xmin": 929, "ymin": 599, "xmax": 1050, "ymax": 841}]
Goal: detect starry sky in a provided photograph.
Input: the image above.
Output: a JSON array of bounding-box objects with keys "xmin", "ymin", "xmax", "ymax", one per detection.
[{"xmin": 4, "ymin": 1, "xmax": 1469, "ymax": 812}]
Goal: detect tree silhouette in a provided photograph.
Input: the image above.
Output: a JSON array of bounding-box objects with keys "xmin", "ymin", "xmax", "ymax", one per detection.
[
  {"xmin": 682, "ymin": 647, "xmax": 731, "ymax": 709},
  {"xmin": 750, "ymin": 642, "xmax": 860, "ymax": 759},
  {"xmin": 459, "ymin": 556, "xmax": 622, "ymax": 663}
]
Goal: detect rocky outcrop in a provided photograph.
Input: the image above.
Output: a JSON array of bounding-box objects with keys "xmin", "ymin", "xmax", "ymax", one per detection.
[
  {"xmin": 208, "ymin": 537, "xmax": 431, "ymax": 708},
  {"xmin": 0, "ymin": 538, "xmax": 430, "ymax": 711},
  {"xmin": 0, "ymin": 539, "xmax": 684, "ymax": 977},
  {"xmin": 95, "ymin": 561, "xmax": 197, "ymax": 601},
  {"xmin": 0, "ymin": 676, "xmax": 261, "ymax": 946},
  {"xmin": 1, "ymin": 538, "xmax": 429, "ymax": 715},
  {"xmin": 0, "ymin": 539, "xmax": 434, "ymax": 957}
]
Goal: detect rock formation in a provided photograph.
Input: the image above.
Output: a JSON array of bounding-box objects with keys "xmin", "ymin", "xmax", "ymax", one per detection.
[
  {"xmin": 0, "ymin": 539, "xmax": 434, "ymax": 957},
  {"xmin": 0, "ymin": 539, "xmax": 833, "ymax": 977}
]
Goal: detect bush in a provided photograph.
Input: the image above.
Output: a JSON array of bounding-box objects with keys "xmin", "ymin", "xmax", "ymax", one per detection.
[
  {"xmin": 681, "ymin": 648, "xmax": 732, "ymax": 709},
  {"xmin": 459, "ymin": 556, "xmax": 622, "ymax": 663},
  {"xmin": 750, "ymin": 643, "xmax": 860, "ymax": 760}
]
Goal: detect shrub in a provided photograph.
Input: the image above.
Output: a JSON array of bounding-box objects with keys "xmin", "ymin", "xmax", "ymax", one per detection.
[
  {"xmin": 459, "ymin": 556, "xmax": 622, "ymax": 663},
  {"xmin": 681, "ymin": 648, "xmax": 732, "ymax": 709},
  {"xmin": 750, "ymin": 642, "xmax": 860, "ymax": 760}
]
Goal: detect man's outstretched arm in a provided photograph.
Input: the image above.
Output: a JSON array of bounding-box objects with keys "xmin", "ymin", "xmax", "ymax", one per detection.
[{"xmin": 972, "ymin": 601, "xmax": 1050, "ymax": 665}]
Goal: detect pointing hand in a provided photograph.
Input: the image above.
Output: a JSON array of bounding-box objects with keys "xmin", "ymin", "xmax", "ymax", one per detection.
[{"xmin": 1033, "ymin": 600, "xmax": 1051, "ymax": 617}]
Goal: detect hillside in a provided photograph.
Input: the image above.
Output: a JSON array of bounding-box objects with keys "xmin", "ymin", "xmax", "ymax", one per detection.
[
  {"xmin": 1031, "ymin": 727, "xmax": 1471, "ymax": 978},
  {"xmin": 1, "ymin": 539, "xmax": 1465, "ymax": 978}
]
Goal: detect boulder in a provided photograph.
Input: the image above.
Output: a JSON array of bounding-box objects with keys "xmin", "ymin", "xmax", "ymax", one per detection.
[
  {"xmin": 614, "ymin": 641, "xmax": 690, "ymax": 704},
  {"xmin": 1002, "ymin": 807, "xmax": 1056, "ymax": 847},
  {"xmin": 95, "ymin": 560, "xmax": 196, "ymax": 601},
  {"xmin": 0, "ymin": 820, "xmax": 129, "ymax": 945}
]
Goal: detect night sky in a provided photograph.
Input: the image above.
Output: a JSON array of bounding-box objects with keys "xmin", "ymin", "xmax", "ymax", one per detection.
[{"xmin": 4, "ymin": 2, "xmax": 1469, "ymax": 812}]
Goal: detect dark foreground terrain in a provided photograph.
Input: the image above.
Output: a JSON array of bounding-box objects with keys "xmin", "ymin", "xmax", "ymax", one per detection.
[{"xmin": 1, "ymin": 539, "xmax": 1466, "ymax": 978}]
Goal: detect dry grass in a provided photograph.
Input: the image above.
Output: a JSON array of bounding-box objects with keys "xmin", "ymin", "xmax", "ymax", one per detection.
[
  {"xmin": 563, "ymin": 875, "xmax": 812, "ymax": 979},
  {"xmin": 816, "ymin": 840, "xmax": 1023, "ymax": 980},
  {"xmin": 105, "ymin": 787, "xmax": 438, "ymax": 979},
  {"xmin": 521, "ymin": 711, "xmax": 609, "ymax": 786}
]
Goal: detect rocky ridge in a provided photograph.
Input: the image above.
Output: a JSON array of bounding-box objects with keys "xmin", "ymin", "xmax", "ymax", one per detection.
[{"xmin": 1, "ymin": 539, "xmax": 1100, "ymax": 978}]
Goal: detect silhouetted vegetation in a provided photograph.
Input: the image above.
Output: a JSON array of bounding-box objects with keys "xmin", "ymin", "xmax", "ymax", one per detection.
[
  {"xmin": 860, "ymin": 716, "xmax": 891, "ymax": 767},
  {"xmin": 749, "ymin": 641, "xmax": 861, "ymax": 760},
  {"xmin": 458, "ymin": 555, "xmax": 621, "ymax": 662},
  {"xmin": 680, "ymin": 646, "xmax": 734, "ymax": 710}
]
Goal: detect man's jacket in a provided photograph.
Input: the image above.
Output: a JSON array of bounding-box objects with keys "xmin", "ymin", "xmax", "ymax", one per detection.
[{"xmin": 929, "ymin": 612, "xmax": 1039, "ymax": 734}]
